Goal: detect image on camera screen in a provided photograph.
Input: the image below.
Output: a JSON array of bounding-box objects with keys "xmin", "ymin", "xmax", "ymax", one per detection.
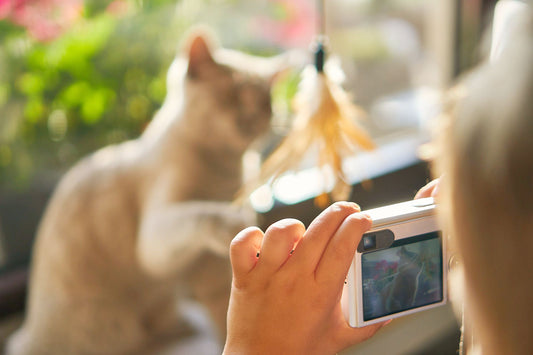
[{"xmin": 361, "ymin": 232, "xmax": 443, "ymax": 321}]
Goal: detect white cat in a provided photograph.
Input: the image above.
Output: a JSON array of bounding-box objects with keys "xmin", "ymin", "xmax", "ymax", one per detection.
[{"xmin": 6, "ymin": 31, "xmax": 286, "ymax": 354}]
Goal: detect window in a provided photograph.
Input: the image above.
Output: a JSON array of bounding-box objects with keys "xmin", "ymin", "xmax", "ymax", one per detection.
[{"xmin": 0, "ymin": 0, "xmax": 492, "ymax": 296}]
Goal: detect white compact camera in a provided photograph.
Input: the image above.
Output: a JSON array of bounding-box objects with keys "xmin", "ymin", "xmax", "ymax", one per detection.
[{"xmin": 342, "ymin": 197, "xmax": 447, "ymax": 327}]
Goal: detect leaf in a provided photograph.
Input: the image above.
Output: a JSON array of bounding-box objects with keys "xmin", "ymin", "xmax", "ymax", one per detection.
[
  {"xmin": 58, "ymin": 81, "xmax": 91, "ymax": 108},
  {"xmin": 24, "ymin": 97, "xmax": 45, "ymax": 123},
  {"xmin": 81, "ymin": 88, "xmax": 115, "ymax": 124},
  {"xmin": 17, "ymin": 73, "xmax": 45, "ymax": 96}
]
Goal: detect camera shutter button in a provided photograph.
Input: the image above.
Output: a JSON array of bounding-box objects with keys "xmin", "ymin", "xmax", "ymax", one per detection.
[{"xmin": 412, "ymin": 197, "xmax": 434, "ymax": 208}]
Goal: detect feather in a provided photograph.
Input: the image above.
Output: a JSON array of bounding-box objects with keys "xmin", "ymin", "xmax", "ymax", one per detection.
[{"xmin": 241, "ymin": 65, "xmax": 375, "ymax": 207}]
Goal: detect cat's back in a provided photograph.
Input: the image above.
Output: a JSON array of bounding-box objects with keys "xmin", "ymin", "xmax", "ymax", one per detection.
[
  {"xmin": 53, "ymin": 138, "xmax": 145, "ymax": 205},
  {"xmin": 41, "ymin": 139, "xmax": 144, "ymax": 233}
]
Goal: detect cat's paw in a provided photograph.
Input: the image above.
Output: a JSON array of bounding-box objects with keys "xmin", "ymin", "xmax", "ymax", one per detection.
[{"xmin": 204, "ymin": 205, "xmax": 257, "ymax": 256}]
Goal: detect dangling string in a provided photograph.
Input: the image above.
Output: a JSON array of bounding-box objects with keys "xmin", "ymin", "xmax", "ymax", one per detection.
[
  {"xmin": 317, "ymin": 0, "xmax": 325, "ymax": 36},
  {"xmin": 237, "ymin": 0, "xmax": 375, "ymax": 207},
  {"xmin": 314, "ymin": 0, "xmax": 326, "ymax": 73},
  {"xmin": 315, "ymin": 0, "xmax": 326, "ymax": 72}
]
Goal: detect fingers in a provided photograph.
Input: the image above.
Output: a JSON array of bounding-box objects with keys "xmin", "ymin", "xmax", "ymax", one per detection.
[
  {"xmin": 253, "ymin": 219, "xmax": 305, "ymax": 275},
  {"xmin": 414, "ymin": 178, "xmax": 440, "ymax": 199},
  {"xmin": 290, "ymin": 202, "xmax": 361, "ymax": 272},
  {"xmin": 230, "ymin": 227, "xmax": 264, "ymax": 284},
  {"xmin": 314, "ymin": 212, "xmax": 372, "ymax": 285}
]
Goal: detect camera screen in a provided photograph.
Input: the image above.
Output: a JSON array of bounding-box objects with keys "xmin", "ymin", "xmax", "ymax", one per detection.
[{"xmin": 361, "ymin": 231, "xmax": 443, "ymax": 321}]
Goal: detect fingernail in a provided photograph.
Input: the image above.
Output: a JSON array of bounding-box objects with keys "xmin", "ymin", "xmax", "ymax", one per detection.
[{"xmin": 350, "ymin": 202, "xmax": 361, "ymax": 211}]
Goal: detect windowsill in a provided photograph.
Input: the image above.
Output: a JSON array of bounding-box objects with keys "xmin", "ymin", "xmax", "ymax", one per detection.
[{"xmin": 250, "ymin": 129, "xmax": 431, "ymax": 212}]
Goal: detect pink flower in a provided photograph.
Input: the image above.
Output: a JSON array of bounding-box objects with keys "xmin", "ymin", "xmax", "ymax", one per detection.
[
  {"xmin": 374, "ymin": 260, "xmax": 388, "ymax": 272},
  {"xmin": 388, "ymin": 262, "xmax": 398, "ymax": 272},
  {"xmin": 1, "ymin": 0, "xmax": 83, "ymax": 42},
  {"xmin": 106, "ymin": 0, "xmax": 131, "ymax": 17},
  {"xmin": 253, "ymin": 0, "xmax": 315, "ymax": 48},
  {"xmin": 0, "ymin": 0, "xmax": 11, "ymax": 19}
]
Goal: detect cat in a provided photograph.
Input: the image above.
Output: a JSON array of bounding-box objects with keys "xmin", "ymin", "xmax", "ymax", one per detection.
[
  {"xmin": 6, "ymin": 30, "xmax": 286, "ymax": 354},
  {"xmin": 382, "ymin": 247, "xmax": 423, "ymax": 313}
]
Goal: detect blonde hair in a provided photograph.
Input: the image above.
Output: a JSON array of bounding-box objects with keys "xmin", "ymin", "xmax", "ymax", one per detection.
[{"xmin": 433, "ymin": 9, "xmax": 533, "ymax": 355}]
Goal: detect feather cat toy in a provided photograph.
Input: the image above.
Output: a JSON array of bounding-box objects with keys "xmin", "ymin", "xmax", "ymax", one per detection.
[{"xmin": 244, "ymin": 0, "xmax": 375, "ymax": 207}]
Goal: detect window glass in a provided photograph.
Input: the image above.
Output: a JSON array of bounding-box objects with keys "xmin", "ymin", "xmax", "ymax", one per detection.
[{"xmin": 0, "ymin": 0, "xmax": 481, "ymax": 270}]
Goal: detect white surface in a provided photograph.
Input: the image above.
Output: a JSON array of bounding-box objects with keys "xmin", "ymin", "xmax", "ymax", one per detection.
[
  {"xmin": 362, "ymin": 197, "xmax": 435, "ymax": 228},
  {"xmin": 250, "ymin": 131, "xmax": 428, "ymax": 211}
]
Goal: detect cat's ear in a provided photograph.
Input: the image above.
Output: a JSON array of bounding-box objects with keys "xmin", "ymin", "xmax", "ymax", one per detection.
[
  {"xmin": 184, "ymin": 32, "xmax": 216, "ymax": 79},
  {"xmin": 262, "ymin": 49, "xmax": 309, "ymax": 86}
]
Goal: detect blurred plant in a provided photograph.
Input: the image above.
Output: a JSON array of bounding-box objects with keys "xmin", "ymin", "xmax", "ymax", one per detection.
[
  {"xmin": 0, "ymin": 0, "xmax": 308, "ymax": 190},
  {"xmin": 0, "ymin": 0, "xmax": 84, "ymax": 42},
  {"xmin": 252, "ymin": 0, "xmax": 315, "ymax": 48},
  {"xmin": 0, "ymin": 0, "xmax": 183, "ymax": 189}
]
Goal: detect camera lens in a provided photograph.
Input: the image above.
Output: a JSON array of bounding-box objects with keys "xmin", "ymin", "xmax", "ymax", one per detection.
[{"xmin": 363, "ymin": 235, "xmax": 376, "ymax": 250}]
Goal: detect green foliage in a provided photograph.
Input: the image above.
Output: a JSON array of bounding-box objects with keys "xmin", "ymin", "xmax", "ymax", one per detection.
[
  {"xmin": 0, "ymin": 0, "xmax": 300, "ymax": 190},
  {"xmin": 0, "ymin": 1, "xmax": 181, "ymax": 189},
  {"xmin": 270, "ymin": 69, "xmax": 301, "ymax": 131}
]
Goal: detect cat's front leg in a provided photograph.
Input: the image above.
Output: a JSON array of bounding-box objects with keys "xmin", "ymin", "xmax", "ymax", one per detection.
[{"xmin": 137, "ymin": 201, "xmax": 256, "ymax": 278}]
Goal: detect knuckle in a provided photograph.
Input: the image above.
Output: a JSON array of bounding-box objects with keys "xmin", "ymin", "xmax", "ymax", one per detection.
[
  {"xmin": 327, "ymin": 202, "xmax": 361, "ymax": 218},
  {"xmin": 230, "ymin": 227, "xmax": 262, "ymax": 248},
  {"xmin": 345, "ymin": 212, "xmax": 372, "ymax": 230},
  {"xmin": 266, "ymin": 218, "xmax": 304, "ymax": 237}
]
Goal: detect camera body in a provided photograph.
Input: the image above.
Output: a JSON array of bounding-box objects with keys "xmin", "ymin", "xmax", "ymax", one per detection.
[{"xmin": 342, "ymin": 197, "xmax": 447, "ymax": 327}]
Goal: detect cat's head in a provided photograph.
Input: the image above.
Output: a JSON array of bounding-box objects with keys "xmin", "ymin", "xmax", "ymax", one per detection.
[{"xmin": 163, "ymin": 30, "xmax": 287, "ymax": 153}]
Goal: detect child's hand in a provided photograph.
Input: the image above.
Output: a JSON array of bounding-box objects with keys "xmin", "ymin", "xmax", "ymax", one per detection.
[{"xmin": 223, "ymin": 202, "xmax": 387, "ymax": 355}]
